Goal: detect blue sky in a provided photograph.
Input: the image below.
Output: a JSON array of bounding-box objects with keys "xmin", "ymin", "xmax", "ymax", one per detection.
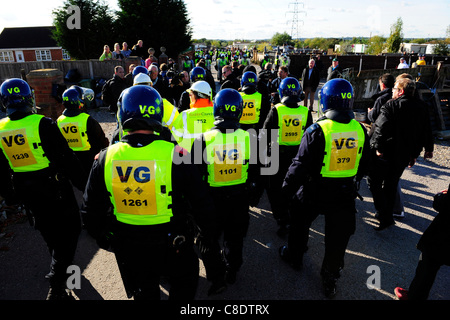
[{"xmin": 0, "ymin": 0, "xmax": 448, "ymax": 40}]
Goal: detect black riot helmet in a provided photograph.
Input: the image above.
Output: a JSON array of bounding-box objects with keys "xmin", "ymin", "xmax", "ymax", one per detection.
[
  {"xmin": 117, "ymin": 85, "xmax": 164, "ymax": 133},
  {"xmin": 0, "ymin": 78, "xmax": 35, "ymax": 117}
]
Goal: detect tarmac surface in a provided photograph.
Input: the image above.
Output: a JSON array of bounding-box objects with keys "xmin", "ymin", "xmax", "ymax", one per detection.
[{"xmin": 1, "ymin": 62, "xmax": 450, "ymax": 306}]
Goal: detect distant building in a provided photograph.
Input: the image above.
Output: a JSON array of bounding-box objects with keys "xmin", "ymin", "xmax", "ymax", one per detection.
[
  {"xmin": 399, "ymin": 43, "xmax": 427, "ymax": 54},
  {"xmin": 334, "ymin": 43, "xmax": 368, "ymax": 54},
  {"xmin": 0, "ymin": 26, "xmax": 70, "ymax": 63},
  {"xmin": 232, "ymin": 42, "xmax": 257, "ymax": 50}
]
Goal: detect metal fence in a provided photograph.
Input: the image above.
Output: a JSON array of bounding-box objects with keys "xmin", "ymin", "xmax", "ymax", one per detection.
[{"xmin": 0, "ymin": 59, "xmax": 137, "ymax": 83}]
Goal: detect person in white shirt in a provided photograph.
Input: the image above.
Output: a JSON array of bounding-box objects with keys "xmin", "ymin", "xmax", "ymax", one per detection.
[{"xmin": 397, "ymin": 57, "xmax": 409, "ymax": 69}]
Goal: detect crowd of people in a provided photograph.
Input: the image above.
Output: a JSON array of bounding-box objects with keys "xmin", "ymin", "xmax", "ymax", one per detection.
[{"xmin": 0, "ymin": 45, "xmax": 447, "ymax": 302}]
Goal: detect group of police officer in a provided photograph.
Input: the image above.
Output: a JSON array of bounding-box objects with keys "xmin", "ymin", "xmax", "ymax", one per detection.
[{"xmin": 0, "ymin": 54, "xmax": 371, "ymax": 300}]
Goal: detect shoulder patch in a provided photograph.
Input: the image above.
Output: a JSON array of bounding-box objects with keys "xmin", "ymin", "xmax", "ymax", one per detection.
[{"xmin": 306, "ymin": 122, "xmax": 320, "ymax": 134}]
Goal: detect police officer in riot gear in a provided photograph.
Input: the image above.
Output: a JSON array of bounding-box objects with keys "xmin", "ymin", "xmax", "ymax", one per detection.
[
  {"xmin": 81, "ymin": 85, "xmax": 216, "ymax": 300},
  {"xmin": 279, "ymin": 79, "xmax": 370, "ymax": 298},
  {"xmin": 238, "ymin": 71, "xmax": 270, "ymax": 133},
  {"xmin": 260, "ymin": 77, "xmax": 312, "ymax": 236},
  {"xmin": 0, "ymin": 78, "xmax": 87, "ymax": 300},
  {"xmin": 57, "ymin": 88, "xmax": 109, "ymax": 175},
  {"xmin": 190, "ymin": 88, "xmax": 260, "ymax": 294}
]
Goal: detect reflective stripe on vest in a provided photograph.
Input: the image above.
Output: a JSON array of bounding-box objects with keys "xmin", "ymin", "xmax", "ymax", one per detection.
[
  {"xmin": 171, "ymin": 106, "xmax": 214, "ymax": 152},
  {"xmin": 57, "ymin": 113, "xmax": 91, "ymax": 151},
  {"xmin": 162, "ymin": 99, "xmax": 179, "ymax": 129},
  {"xmin": 275, "ymin": 103, "xmax": 309, "ymax": 146},
  {"xmin": 317, "ymin": 119, "xmax": 365, "ymax": 178},
  {"xmin": 104, "ymin": 140, "xmax": 174, "ymax": 225},
  {"xmin": 239, "ymin": 92, "xmax": 262, "ymax": 125},
  {"xmin": 203, "ymin": 129, "xmax": 250, "ymax": 187},
  {"xmin": 0, "ymin": 114, "xmax": 50, "ymax": 172}
]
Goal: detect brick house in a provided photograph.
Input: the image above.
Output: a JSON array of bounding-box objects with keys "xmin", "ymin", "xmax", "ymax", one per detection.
[{"xmin": 0, "ymin": 26, "xmax": 70, "ymax": 63}]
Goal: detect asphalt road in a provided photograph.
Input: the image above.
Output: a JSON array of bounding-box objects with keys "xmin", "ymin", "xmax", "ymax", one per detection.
[{"xmin": 1, "ymin": 61, "xmax": 449, "ymax": 305}]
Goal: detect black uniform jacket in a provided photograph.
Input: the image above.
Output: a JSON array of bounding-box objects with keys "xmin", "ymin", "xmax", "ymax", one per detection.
[
  {"xmin": 190, "ymin": 122, "xmax": 262, "ymax": 195},
  {"xmin": 81, "ymin": 133, "xmax": 216, "ymax": 238},
  {"xmin": 282, "ymin": 114, "xmax": 370, "ymax": 205},
  {"xmin": 261, "ymin": 101, "xmax": 314, "ymax": 152},
  {"xmin": 0, "ymin": 113, "xmax": 87, "ymax": 200}
]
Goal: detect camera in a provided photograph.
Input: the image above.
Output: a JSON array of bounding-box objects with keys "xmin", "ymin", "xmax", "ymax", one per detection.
[{"xmin": 169, "ymin": 72, "xmax": 184, "ymax": 86}]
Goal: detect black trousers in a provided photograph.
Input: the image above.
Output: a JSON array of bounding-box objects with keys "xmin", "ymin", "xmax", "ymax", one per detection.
[
  {"xmin": 367, "ymin": 155, "xmax": 406, "ymax": 223},
  {"xmin": 408, "ymin": 252, "xmax": 444, "ymax": 300},
  {"xmin": 266, "ymin": 153, "xmax": 296, "ymax": 225},
  {"xmin": 111, "ymin": 222, "xmax": 199, "ymax": 300},
  {"xmin": 288, "ymin": 183, "xmax": 356, "ymax": 279},
  {"xmin": 14, "ymin": 175, "xmax": 81, "ymax": 289},
  {"xmin": 201, "ymin": 189, "xmax": 250, "ymax": 281}
]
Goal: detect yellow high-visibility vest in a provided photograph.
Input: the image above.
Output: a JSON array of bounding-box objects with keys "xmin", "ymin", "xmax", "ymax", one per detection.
[
  {"xmin": 275, "ymin": 103, "xmax": 309, "ymax": 146},
  {"xmin": 0, "ymin": 114, "xmax": 50, "ymax": 172},
  {"xmin": 239, "ymin": 92, "xmax": 262, "ymax": 125},
  {"xmin": 57, "ymin": 113, "xmax": 91, "ymax": 151},
  {"xmin": 203, "ymin": 129, "xmax": 250, "ymax": 187},
  {"xmin": 317, "ymin": 118, "xmax": 365, "ymax": 178},
  {"xmin": 171, "ymin": 105, "xmax": 215, "ymax": 152},
  {"xmin": 104, "ymin": 140, "xmax": 174, "ymax": 225}
]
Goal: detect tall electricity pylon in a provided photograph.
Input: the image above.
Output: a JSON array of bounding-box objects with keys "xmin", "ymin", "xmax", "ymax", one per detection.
[{"xmin": 286, "ymin": 1, "xmax": 306, "ymax": 41}]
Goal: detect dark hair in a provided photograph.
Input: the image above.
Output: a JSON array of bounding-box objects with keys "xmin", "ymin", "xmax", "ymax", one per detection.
[
  {"xmin": 379, "ymin": 73, "xmax": 395, "ymax": 88},
  {"xmin": 160, "ymin": 63, "xmax": 168, "ymax": 71},
  {"xmin": 279, "ymin": 65, "xmax": 289, "ymax": 73}
]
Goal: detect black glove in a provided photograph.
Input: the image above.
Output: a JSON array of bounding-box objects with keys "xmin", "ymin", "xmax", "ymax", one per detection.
[{"xmin": 196, "ymin": 234, "xmax": 219, "ymax": 255}]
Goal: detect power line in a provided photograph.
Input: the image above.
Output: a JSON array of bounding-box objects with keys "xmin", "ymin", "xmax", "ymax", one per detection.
[{"xmin": 286, "ymin": 1, "xmax": 306, "ymax": 41}]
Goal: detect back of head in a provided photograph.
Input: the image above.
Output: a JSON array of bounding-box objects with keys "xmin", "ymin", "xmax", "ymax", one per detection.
[
  {"xmin": 0, "ymin": 78, "xmax": 35, "ymax": 117},
  {"xmin": 241, "ymin": 71, "xmax": 258, "ymax": 90},
  {"xmin": 189, "ymin": 80, "xmax": 212, "ymax": 100},
  {"xmin": 380, "ymin": 73, "xmax": 395, "ymax": 89},
  {"xmin": 118, "ymin": 85, "xmax": 163, "ymax": 133},
  {"xmin": 213, "ymin": 88, "xmax": 243, "ymax": 122},
  {"xmin": 243, "ymin": 65, "xmax": 257, "ymax": 74},
  {"xmin": 396, "ymin": 78, "xmax": 416, "ymax": 97},
  {"xmin": 190, "ymin": 66, "xmax": 206, "ymax": 83},
  {"xmin": 132, "ymin": 66, "xmax": 148, "ymax": 77},
  {"xmin": 278, "ymin": 77, "xmax": 302, "ymax": 105},
  {"xmin": 133, "ymin": 73, "xmax": 153, "ymax": 86},
  {"xmin": 396, "ymin": 73, "xmax": 413, "ymax": 81},
  {"xmin": 319, "ymin": 78, "xmax": 355, "ymax": 120},
  {"xmin": 62, "ymin": 88, "xmax": 83, "ymax": 116}
]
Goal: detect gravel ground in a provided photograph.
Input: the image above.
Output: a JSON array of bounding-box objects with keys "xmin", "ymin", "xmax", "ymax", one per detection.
[{"xmin": 1, "ymin": 65, "xmax": 450, "ymax": 306}]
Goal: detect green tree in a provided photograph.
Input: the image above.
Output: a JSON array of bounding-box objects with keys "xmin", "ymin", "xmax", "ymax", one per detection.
[
  {"xmin": 432, "ymin": 25, "xmax": 450, "ymax": 56},
  {"xmin": 116, "ymin": 0, "xmax": 192, "ymax": 58},
  {"xmin": 52, "ymin": 0, "xmax": 116, "ymax": 60},
  {"xmin": 432, "ymin": 42, "xmax": 449, "ymax": 56},
  {"xmin": 367, "ymin": 35, "xmax": 386, "ymax": 55},
  {"xmin": 271, "ymin": 32, "xmax": 293, "ymax": 46},
  {"xmin": 386, "ymin": 17, "xmax": 403, "ymax": 53},
  {"xmin": 256, "ymin": 42, "xmax": 272, "ymax": 52},
  {"xmin": 410, "ymin": 38, "xmax": 427, "ymax": 44}
]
